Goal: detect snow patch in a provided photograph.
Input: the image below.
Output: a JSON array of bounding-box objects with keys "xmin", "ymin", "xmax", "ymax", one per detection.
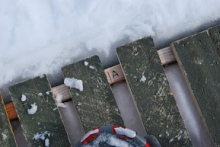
[
  {"xmin": 89, "ymin": 65, "xmax": 95, "ymax": 69},
  {"xmin": 21, "ymin": 94, "xmax": 27, "ymax": 102},
  {"xmin": 64, "ymin": 77, "xmax": 83, "ymax": 91},
  {"xmin": 45, "ymin": 91, "xmax": 50, "ymax": 95},
  {"xmin": 55, "ymin": 94, "xmax": 66, "ymax": 108},
  {"xmin": 27, "ymin": 103, "xmax": 38, "ymax": 114},
  {"xmin": 84, "ymin": 61, "xmax": 89, "ymax": 66},
  {"xmin": 38, "ymin": 93, "xmax": 43, "ymax": 96},
  {"xmin": 45, "ymin": 138, "xmax": 50, "ymax": 147},
  {"xmin": 140, "ymin": 75, "xmax": 146, "ymax": 82},
  {"xmin": 83, "ymin": 133, "xmax": 133, "ymax": 147},
  {"xmin": 114, "ymin": 127, "xmax": 136, "ymax": 138},
  {"xmin": 169, "ymin": 138, "xmax": 174, "ymax": 143},
  {"xmin": 33, "ymin": 131, "xmax": 50, "ymax": 141},
  {"xmin": 2, "ymin": 133, "xmax": 7, "ymax": 140}
]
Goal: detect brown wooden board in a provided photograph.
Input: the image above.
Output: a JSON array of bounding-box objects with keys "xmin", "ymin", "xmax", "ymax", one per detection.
[
  {"xmin": 62, "ymin": 55, "xmax": 123, "ymax": 132},
  {"xmin": 0, "ymin": 94, "xmax": 17, "ymax": 147},
  {"xmin": 208, "ymin": 25, "xmax": 220, "ymax": 56},
  {"xmin": 171, "ymin": 31, "xmax": 220, "ymax": 147},
  {"xmin": 117, "ymin": 37, "xmax": 192, "ymax": 147},
  {"xmin": 9, "ymin": 75, "xmax": 70, "ymax": 147}
]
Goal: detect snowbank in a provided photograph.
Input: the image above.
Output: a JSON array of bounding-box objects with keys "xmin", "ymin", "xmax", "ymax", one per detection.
[{"xmin": 1, "ymin": 0, "xmax": 220, "ymax": 95}]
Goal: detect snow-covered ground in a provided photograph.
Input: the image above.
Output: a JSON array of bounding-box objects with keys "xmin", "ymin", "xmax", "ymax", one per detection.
[{"xmin": 1, "ymin": 0, "xmax": 220, "ymax": 97}]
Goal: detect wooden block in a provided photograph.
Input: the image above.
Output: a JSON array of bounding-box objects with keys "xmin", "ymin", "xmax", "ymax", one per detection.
[
  {"xmin": 171, "ymin": 31, "xmax": 220, "ymax": 146},
  {"xmin": 9, "ymin": 75, "xmax": 70, "ymax": 147},
  {"xmin": 62, "ymin": 55, "xmax": 124, "ymax": 132},
  {"xmin": 117, "ymin": 37, "xmax": 192, "ymax": 147},
  {"xmin": 0, "ymin": 93, "xmax": 17, "ymax": 147},
  {"xmin": 5, "ymin": 102, "xmax": 17, "ymax": 121},
  {"xmin": 208, "ymin": 25, "xmax": 220, "ymax": 56},
  {"xmin": 104, "ymin": 64, "xmax": 125, "ymax": 84}
]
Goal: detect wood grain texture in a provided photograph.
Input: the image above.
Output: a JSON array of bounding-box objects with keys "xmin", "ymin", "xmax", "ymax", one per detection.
[
  {"xmin": 5, "ymin": 102, "xmax": 17, "ymax": 121},
  {"xmin": 9, "ymin": 75, "xmax": 70, "ymax": 147},
  {"xmin": 171, "ymin": 31, "xmax": 220, "ymax": 147},
  {"xmin": 208, "ymin": 25, "xmax": 220, "ymax": 56},
  {"xmin": 62, "ymin": 55, "xmax": 123, "ymax": 132},
  {"xmin": 117, "ymin": 37, "xmax": 191, "ymax": 147},
  {"xmin": 0, "ymin": 93, "xmax": 17, "ymax": 147}
]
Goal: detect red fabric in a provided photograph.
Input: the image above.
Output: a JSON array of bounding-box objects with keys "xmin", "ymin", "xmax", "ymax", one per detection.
[{"xmin": 145, "ymin": 142, "xmax": 151, "ymax": 147}]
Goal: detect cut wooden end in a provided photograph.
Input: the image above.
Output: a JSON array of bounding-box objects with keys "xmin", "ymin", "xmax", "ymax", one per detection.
[
  {"xmin": 104, "ymin": 64, "xmax": 125, "ymax": 84},
  {"xmin": 157, "ymin": 47, "xmax": 176, "ymax": 65},
  {"xmin": 52, "ymin": 84, "xmax": 71, "ymax": 102},
  {"xmin": 5, "ymin": 102, "xmax": 17, "ymax": 121}
]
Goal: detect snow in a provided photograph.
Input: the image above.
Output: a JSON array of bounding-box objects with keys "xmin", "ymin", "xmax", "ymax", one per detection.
[
  {"xmin": 2, "ymin": 133, "xmax": 7, "ymax": 140},
  {"xmin": 27, "ymin": 103, "xmax": 38, "ymax": 114},
  {"xmin": 1, "ymin": 0, "xmax": 220, "ymax": 96},
  {"xmin": 140, "ymin": 75, "xmax": 146, "ymax": 83},
  {"xmin": 45, "ymin": 91, "xmax": 50, "ymax": 95},
  {"xmin": 38, "ymin": 93, "xmax": 43, "ymax": 96},
  {"xmin": 45, "ymin": 138, "xmax": 50, "ymax": 147},
  {"xmin": 32, "ymin": 131, "xmax": 50, "ymax": 141},
  {"xmin": 84, "ymin": 61, "xmax": 89, "ymax": 66},
  {"xmin": 89, "ymin": 65, "xmax": 95, "ymax": 69},
  {"xmin": 21, "ymin": 94, "xmax": 27, "ymax": 102},
  {"xmin": 114, "ymin": 127, "xmax": 136, "ymax": 138},
  {"xmin": 64, "ymin": 77, "xmax": 83, "ymax": 91},
  {"xmin": 83, "ymin": 133, "xmax": 133, "ymax": 147}
]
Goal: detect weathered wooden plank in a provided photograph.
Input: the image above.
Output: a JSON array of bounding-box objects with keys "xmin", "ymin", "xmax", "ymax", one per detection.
[
  {"xmin": 0, "ymin": 93, "xmax": 17, "ymax": 147},
  {"xmin": 171, "ymin": 31, "xmax": 220, "ymax": 147},
  {"xmin": 208, "ymin": 25, "xmax": 220, "ymax": 56},
  {"xmin": 117, "ymin": 37, "xmax": 192, "ymax": 147},
  {"xmin": 62, "ymin": 55, "xmax": 123, "ymax": 132},
  {"xmin": 9, "ymin": 75, "xmax": 70, "ymax": 147}
]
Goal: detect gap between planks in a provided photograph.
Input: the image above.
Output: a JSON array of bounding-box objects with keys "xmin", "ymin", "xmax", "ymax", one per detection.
[{"xmin": 4, "ymin": 47, "xmax": 175, "ymax": 121}]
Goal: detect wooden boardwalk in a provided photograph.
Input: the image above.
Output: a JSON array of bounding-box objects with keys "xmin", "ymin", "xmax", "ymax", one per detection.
[{"xmin": 1, "ymin": 24, "xmax": 220, "ymax": 147}]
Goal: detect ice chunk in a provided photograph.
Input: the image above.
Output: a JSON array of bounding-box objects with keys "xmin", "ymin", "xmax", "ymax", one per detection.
[
  {"xmin": 27, "ymin": 103, "xmax": 38, "ymax": 114},
  {"xmin": 140, "ymin": 75, "xmax": 146, "ymax": 82},
  {"xmin": 84, "ymin": 61, "xmax": 89, "ymax": 66},
  {"xmin": 21, "ymin": 94, "xmax": 27, "ymax": 102},
  {"xmin": 45, "ymin": 138, "xmax": 50, "ymax": 147},
  {"xmin": 64, "ymin": 77, "xmax": 83, "ymax": 91}
]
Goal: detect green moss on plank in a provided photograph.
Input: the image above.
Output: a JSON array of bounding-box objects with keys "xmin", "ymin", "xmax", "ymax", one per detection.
[
  {"xmin": 0, "ymin": 94, "xmax": 17, "ymax": 147},
  {"xmin": 117, "ymin": 37, "xmax": 192, "ymax": 147},
  {"xmin": 62, "ymin": 55, "xmax": 123, "ymax": 132},
  {"xmin": 9, "ymin": 75, "xmax": 70, "ymax": 147},
  {"xmin": 172, "ymin": 32, "xmax": 220, "ymax": 146},
  {"xmin": 208, "ymin": 25, "xmax": 220, "ymax": 56}
]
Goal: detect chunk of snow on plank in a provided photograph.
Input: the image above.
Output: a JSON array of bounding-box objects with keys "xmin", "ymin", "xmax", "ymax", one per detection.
[
  {"xmin": 38, "ymin": 93, "xmax": 43, "ymax": 96},
  {"xmin": 57, "ymin": 103, "xmax": 66, "ymax": 108},
  {"xmin": 21, "ymin": 94, "xmax": 27, "ymax": 102},
  {"xmin": 89, "ymin": 65, "xmax": 95, "ymax": 69},
  {"xmin": 55, "ymin": 94, "xmax": 66, "ymax": 108},
  {"xmin": 33, "ymin": 131, "xmax": 50, "ymax": 140},
  {"xmin": 84, "ymin": 61, "xmax": 89, "ymax": 66},
  {"xmin": 64, "ymin": 77, "xmax": 83, "ymax": 91},
  {"xmin": 45, "ymin": 91, "xmax": 50, "ymax": 95},
  {"xmin": 2, "ymin": 133, "xmax": 7, "ymax": 140},
  {"xmin": 169, "ymin": 138, "xmax": 174, "ymax": 143},
  {"xmin": 45, "ymin": 138, "xmax": 50, "ymax": 147},
  {"xmin": 27, "ymin": 103, "xmax": 38, "ymax": 114},
  {"xmin": 140, "ymin": 75, "xmax": 146, "ymax": 82}
]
